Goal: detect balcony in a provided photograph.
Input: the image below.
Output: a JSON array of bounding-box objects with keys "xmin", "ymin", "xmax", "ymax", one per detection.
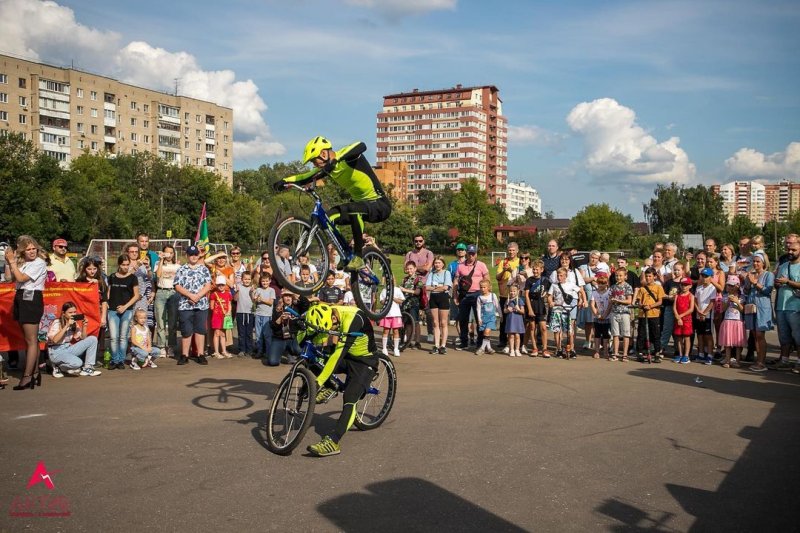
[
  {"xmin": 104, "ymin": 135, "xmax": 117, "ymax": 144},
  {"xmin": 104, "ymin": 117, "xmax": 117, "ymax": 127},
  {"xmin": 158, "ymin": 113, "xmax": 181, "ymax": 125},
  {"xmin": 40, "ymin": 107, "xmax": 71, "ymax": 120}
]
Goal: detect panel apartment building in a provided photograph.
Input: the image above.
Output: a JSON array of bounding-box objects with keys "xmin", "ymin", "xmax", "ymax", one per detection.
[
  {"xmin": 376, "ymin": 85, "xmax": 507, "ymax": 205},
  {"xmin": 0, "ymin": 54, "xmax": 233, "ymax": 183},
  {"xmin": 712, "ymin": 179, "xmax": 800, "ymax": 226}
]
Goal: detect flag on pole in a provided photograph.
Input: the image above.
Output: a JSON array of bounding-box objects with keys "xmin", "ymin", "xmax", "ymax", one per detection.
[{"xmin": 195, "ymin": 202, "xmax": 209, "ymax": 255}]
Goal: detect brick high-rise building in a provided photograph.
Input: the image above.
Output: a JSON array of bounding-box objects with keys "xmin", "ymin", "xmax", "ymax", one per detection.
[
  {"xmin": 712, "ymin": 179, "xmax": 800, "ymax": 225},
  {"xmin": 0, "ymin": 54, "xmax": 233, "ymax": 183},
  {"xmin": 376, "ymin": 85, "xmax": 507, "ymax": 205}
]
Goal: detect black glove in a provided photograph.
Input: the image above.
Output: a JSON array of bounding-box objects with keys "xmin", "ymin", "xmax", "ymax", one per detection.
[{"xmin": 272, "ymin": 180, "xmax": 287, "ymax": 192}]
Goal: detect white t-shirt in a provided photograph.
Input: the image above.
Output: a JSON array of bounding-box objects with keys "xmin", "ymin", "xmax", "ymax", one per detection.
[
  {"xmin": 292, "ymin": 263, "xmax": 318, "ymax": 280},
  {"xmin": 379, "ymin": 286, "xmax": 405, "ymax": 318},
  {"xmin": 694, "ymin": 283, "xmax": 717, "ymax": 317},
  {"xmin": 591, "ymin": 289, "xmax": 611, "ymax": 320},
  {"xmin": 343, "ymin": 290, "xmax": 355, "ymax": 306},
  {"xmin": 550, "ymin": 269, "xmax": 585, "ymax": 287},
  {"xmin": 158, "ymin": 262, "xmax": 180, "ymax": 289},
  {"xmin": 548, "ymin": 280, "xmax": 581, "ymax": 309},
  {"xmin": 17, "ymin": 258, "xmax": 47, "ymax": 291}
]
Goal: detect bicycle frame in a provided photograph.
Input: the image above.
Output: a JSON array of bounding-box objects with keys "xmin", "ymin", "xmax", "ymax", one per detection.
[{"xmin": 286, "ymin": 183, "xmax": 353, "ymax": 264}]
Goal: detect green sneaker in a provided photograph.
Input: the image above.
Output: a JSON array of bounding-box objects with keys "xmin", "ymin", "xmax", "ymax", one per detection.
[
  {"xmin": 344, "ymin": 255, "xmax": 365, "ymax": 272},
  {"xmin": 307, "ymin": 435, "xmax": 341, "ymax": 457},
  {"xmin": 315, "ymin": 386, "xmax": 337, "ymax": 404}
]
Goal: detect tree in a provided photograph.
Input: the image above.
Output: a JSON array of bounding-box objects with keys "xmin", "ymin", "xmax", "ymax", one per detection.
[
  {"xmin": 367, "ymin": 203, "xmax": 415, "ymax": 254},
  {"xmin": 416, "ymin": 188, "xmax": 457, "ymax": 227},
  {"xmin": 644, "ymin": 183, "xmax": 726, "ymax": 235},
  {"xmin": 510, "ymin": 206, "xmax": 541, "ymax": 226},
  {"xmin": 446, "ymin": 179, "xmax": 503, "ymax": 250},
  {"xmin": 568, "ymin": 203, "xmax": 634, "ymax": 251},
  {"xmin": 722, "ymin": 215, "xmax": 760, "ymax": 247}
]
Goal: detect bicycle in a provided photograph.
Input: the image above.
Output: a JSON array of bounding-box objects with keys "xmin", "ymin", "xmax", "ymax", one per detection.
[
  {"xmin": 269, "ymin": 180, "xmax": 394, "ymax": 321},
  {"xmin": 264, "ymin": 310, "xmax": 398, "ymax": 456},
  {"xmin": 398, "ymin": 310, "xmax": 416, "ymax": 352}
]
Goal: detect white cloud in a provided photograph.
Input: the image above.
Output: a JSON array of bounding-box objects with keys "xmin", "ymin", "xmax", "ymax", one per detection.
[
  {"xmin": 1, "ymin": 0, "xmax": 284, "ymax": 159},
  {"xmin": 507, "ymin": 125, "xmax": 565, "ymax": 147},
  {"xmin": 344, "ymin": 0, "xmax": 456, "ymax": 16},
  {"xmin": 724, "ymin": 142, "xmax": 800, "ymax": 179},
  {"xmin": 566, "ymin": 98, "xmax": 695, "ymax": 185}
]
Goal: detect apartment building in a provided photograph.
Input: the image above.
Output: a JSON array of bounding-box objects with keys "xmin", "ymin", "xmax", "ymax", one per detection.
[
  {"xmin": 712, "ymin": 179, "xmax": 800, "ymax": 225},
  {"xmin": 505, "ymin": 181, "xmax": 541, "ymax": 221},
  {"xmin": 376, "ymin": 85, "xmax": 507, "ymax": 205},
  {"xmin": 0, "ymin": 54, "xmax": 233, "ymax": 183},
  {"xmin": 374, "ymin": 161, "xmax": 408, "ymax": 203}
]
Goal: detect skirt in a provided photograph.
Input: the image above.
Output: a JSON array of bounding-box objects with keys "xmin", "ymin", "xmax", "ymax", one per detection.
[
  {"xmin": 379, "ymin": 316, "xmax": 403, "ymax": 329},
  {"xmin": 718, "ymin": 319, "xmax": 746, "ymax": 347},
  {"xmin": 13, "ymin": 289, "xmax": 44, "ymax": 324},
  {"xmin": 504, "ymin": 312, "xmax": 525, "ymax": 334}
]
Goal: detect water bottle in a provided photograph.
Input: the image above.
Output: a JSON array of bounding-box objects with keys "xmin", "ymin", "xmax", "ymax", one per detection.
[{"xmin": 103, "ymin": 349, "xmax": 111, "ymax": 369}]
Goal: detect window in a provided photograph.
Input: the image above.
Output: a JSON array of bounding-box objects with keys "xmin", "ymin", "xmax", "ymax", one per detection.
[
  {"xmin": 0, "ymin": 93, "xmax": 6, "ymax": 103},
  {"xmin": 131, "ymin": 148, "xmax": 138, "ymax": 155},
  {"xmin": 91, "ymin": 141, "xmax": 98, "ymax": 150},
  {"xmin": 223, "ymin": 162, "xmax": 228, "ymax": 171},
  {"xmin": 206, "ymin": 158, "xmax": 215, "ymax": 167},
  {"xmin": 18, "ymin": 78, "xmax": 26, "ymax": 89},
  {"xmin": 42, "ymin": 80, "xmax": 68, "ymax": 93},
  {"xmin": 78, "ymin": 139, "xmax": 84, "ymax": 149},
  {"xmin": 195, "ymin": 129, "xmax": 200, "ymax": 137},
  {"xmin": 224, "ymin": 148, "xmax": 228, "ymax": 157},
  {"xmin": 76, "ymin": 88, "xmax": 83, "ymax": 98},
  {"xmin": 185, "ymin": 155, "xmax": 190, "ymax": 164},
  {"xmin": 130, "ymin": 118, "xmax": 137, "ymax": 126},
  {"xmin": 158, "ymin": 104, "xmax": 179, "ymax": 118},
  {"xmin": 223, "ymin": 135, "xmax": 229, "ymax": 142},
  {"xmin": 143, "ymin": 104, "xmax": 149, "ymax": 113},
  {"xmin": 184, "ymin": 127, "xmax": 189, "ymax": 134},
  {"xmin": 90, "ymin": 91, "xmax": 97, "ymax": 100},
  {"xmin": 195, "ymin": 143, "xmax": 201, "ymax": 151},
  {"xmin": 130, "ymin": 132, "xmax": 138, "ymax": 142},
  {"xmin": 205, "ymin": 129, "xmax": 214, "ymax": 139},
  {"xmin": 77, "ymin": 105, "xmax": 84, "ymax": 115},
  {"xmin": 104, "ymin": 109, "xmax": 115, "ymax": 119},
  {"xmin": 44, "ymin": 150, "xmax": 67, "ymax": 162},
  {"xmin": 91, "ymin": 108, "xmax": 98, "ymax": 118},
  {"xmin": 19, "ymin": 96, "xmax": 26, "ymax": 106},
  {"xmin": 224, "ymin": 121, "xmax": 229, "ymax": 130},
  {"xmin": 90, "ymin": 125, "xmax": 98, "ymax": 134},
  {"xmin": 19, "ymin": 114, "xmax": 26, "ymax": 124},
  {"xmin": 0, "ymin": 74, "xmax": 7, "ymax": 84},
  {"xmin": 143, "ymin": 120, "xmax": 149, "ymax": 128},
  {"xmin": 0, "ymin": 111, "xmax": 7, "ymax": 121},
  {"xmin": 205, "ymin": 143, "xmax": 214, "ymax": 152},
  {"xmin": 196, "ymin": 114, "xmax": 201, "ymax": 123},
  {"xmin": 143, "ymin": 135, "xmax": 149, "ymax": 143},
  {"xmin": 76, "ymin": 122, "xmax": 84, "ymax": 132},
  {"xmin": 130, "ymin": 101, "xmax": 137, "ymax": 110},
  {"xmin": 184, "ymin": 112, "xmax": 190, "ymax": 120}
]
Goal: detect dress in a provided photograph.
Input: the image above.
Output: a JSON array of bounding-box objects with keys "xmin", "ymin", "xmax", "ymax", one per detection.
[
  {"xmin": 718, "ymin": 294, "xmax": 746, "ymax": 347},
  {"xmin": 211, "ymin": 291, "xmax": 232, "ymax": 330},
  {"xmin": 673, "ymin": 292, "xmax": 694, "ymax": 336},
  {"xmin": 504, "ymin": 297, "xmax": 525, "ymax": 334}
]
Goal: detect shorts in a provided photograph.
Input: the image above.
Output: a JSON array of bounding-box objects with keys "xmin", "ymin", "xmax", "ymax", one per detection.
[
  {"xmin": 428, "ymin": 292, "xmax": 450, "ymax": 310},
  {"xmin": 594, "ymin": 322, "xmax": 611, "ymax": 340},
  {"xmin": 379, "ymin": 316, "xmax": 403, "ymax": 329},
  {"xmin": 13, "ymin": 290, "xmax": 44, "ymax": 324},
  {"xmin": 693, "ymin": 316, "xmax": 712, "ymax": 335},
  {"xmin": 548, "ymin": 309, "xmax": 570, "ymax": 333},
  {"xmin": 179, "ymin": 309, "xmax": 209, "ymax": 337},
  {"xmin": 610, "ymin": 313, "xmax": 631, "ymax": 337}
]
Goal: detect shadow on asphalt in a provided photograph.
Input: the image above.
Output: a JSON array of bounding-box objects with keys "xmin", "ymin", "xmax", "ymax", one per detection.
[
  {"xmin": 318, "ymin": 478, "xmax": 526, "ymax": 532},
  {"xmin": 601, "ymin": 367, "xmax": 800, "ymax": 532}
]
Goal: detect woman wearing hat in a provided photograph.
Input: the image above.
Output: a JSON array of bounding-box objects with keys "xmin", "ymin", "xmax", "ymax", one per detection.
[{"xmin": 268, "ymin": 290, "xmax": 302, "ymax": 366}]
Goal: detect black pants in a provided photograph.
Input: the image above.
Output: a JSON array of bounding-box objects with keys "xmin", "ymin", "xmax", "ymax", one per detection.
[
  {"xmin": 498, "ymin": 296, "xmax": 508, "ymax": 346},
  {"xmin": 332, "ymin": 354, "xmax": 377, "ymax": 442},
  {"xmin": 458, "ymin": 291, "xmax": 481, "ymax": 346},
  {"xmin": 329, "ymin": 197, "xmax": 391, "ymax": 257},
  {"xmin": 637, "ymin": 317, "xmax": 661, "ymax": 354}
]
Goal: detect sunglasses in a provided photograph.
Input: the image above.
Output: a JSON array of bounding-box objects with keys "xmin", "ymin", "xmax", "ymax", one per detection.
[
  {"xmin": 231, "ymin": 252, "xmax": 241, "ymax": 256},
  {"xmin": 414, "ymin": 239, "xmax": 424, "ymax": 243}
]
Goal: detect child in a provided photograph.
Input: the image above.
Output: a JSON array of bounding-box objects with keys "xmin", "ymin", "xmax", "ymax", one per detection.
[
  {"xmin": 718, "ymin": 276, "xmax": 745, "ymax": 368},
  {"xmin": 379, "ymin": 285, "xmax": 405, "ymax": 357},
  {"xmin": 672, "ymin": 277, "xmax": 695, "ymax": 364},
  {"xmin": 609, "ymin": 267, "xmax": 634, "ymax": 361},
  {"xmin": 317, "ymin": 270, "xmax": 344, "ymax": 305},
  {"xmin": 590, "ymin": 272, "xmax": 612, "ymax": 359},
  {"xmin": 547, "ymin": 267, "xmax": 583, "ymax": 359},
  {"xmin": 694, "ymin": 267, "xmax": 718, "ymax": 365},
  {"xmin": 400, "ymin": 261, "xmax": 425, "ymax": 349},
  {"xmin": 475, "ymin": 279, "xmax": 501, "ymax": 355},
  {"xmin": 635, "ymin": 267, "xmax": 665, "ymax": 363},
  {"xmin": 504, "ymin": 285, "xmax": 526, "ymax": 357},
  {"xmin": 234, "ymin": 272, "xmax": 255, "ymax": 357},
  {"xmin": 210, "ymin": 275, "xmax": 234, "ymax": 358},
  {"xmin": 524, "ymin": 260, "xmax": 551, "ymax": 357},
  {"xmin": 130, "ymin": 308, "xmax": 159, "ymax": 370},
  {"xmin": 252, "ymin": 273, "xmax": 275, "ymax": 359}
]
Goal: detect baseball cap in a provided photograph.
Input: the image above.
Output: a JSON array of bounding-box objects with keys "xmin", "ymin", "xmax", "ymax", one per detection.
[
  {"xmin": 596, "ymin": 271, "xmax": 609, "ymax": 280},
  {"xmin": 726, "ymin": 275, "xmax": 740, "ymax": 286},
  {"xmin": 467, "ymin": 245, "xmax": 477, "ymax": 254},
  {"xmin": 186, "ymin": 245, "xmax": 200, "ymax": 256},
  {"xmin": 215, "ymin": 275, "xmax": 227, "ymax": 285},
  {"xmin": 700, "ymin": 267, "xmax": 714, "ymax": 277},
  {"xmin": 455, "ymin": 243, "xmax": 467, "ymax": 251},
  {"xmin": 52, "ymin": 238, "xmax": 68, "ymax": 248},
  {"xmin": 681, "ymin": 277, "xmax": 693, "ymax": 286}
]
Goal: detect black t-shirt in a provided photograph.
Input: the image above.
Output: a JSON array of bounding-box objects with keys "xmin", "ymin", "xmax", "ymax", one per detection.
[
  {"xmin": 541, "ymin": 254, "xmax": 561, "ymax": 279},
  {"xmin": 662, "ymin": 278, "xmax": 679, "ymax": 305},
  {"xmin": 626, "ymin": 270, "xmax": 640, "ymax": 289},
  {"xmin": 108, "ymin": 273, "xmax": 136, "ymax": 311},
  {"xmin": 317, "ymin": 286, "xmax": 343, "ymax": 304},
  {"xmin": 525, "ymin": 276, "xmax": 551, "ymax": 315}
]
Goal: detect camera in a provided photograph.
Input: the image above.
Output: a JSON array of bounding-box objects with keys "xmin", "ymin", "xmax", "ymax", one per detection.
[{"xmin": 73, "ymin": 314, "xmax": 85, "ymax": 321}]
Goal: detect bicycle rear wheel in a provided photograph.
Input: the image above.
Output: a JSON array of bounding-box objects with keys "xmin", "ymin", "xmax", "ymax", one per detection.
[
  {"xmin": 268, "ymin": 216, "xmax": 329, "ymax": 296},
  {"xmin": 398, "ymin": 311, "xmax": 415, "ymax": 351},
  {"xmin": 265, "ymin": 366, "xmax": 317, "ymax": 455},
  {"xmin": 351, "ymin": 246, "xmax": 394, "ymax": 321},
  {"xmin": 354, "ymin": 354, "xmax": 397, "ymax": 431}
]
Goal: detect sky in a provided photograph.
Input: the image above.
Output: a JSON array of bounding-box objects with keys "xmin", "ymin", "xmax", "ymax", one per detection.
[{"xmin": 2, "ymin": 0, "xmax": 799, "ymax": 220}]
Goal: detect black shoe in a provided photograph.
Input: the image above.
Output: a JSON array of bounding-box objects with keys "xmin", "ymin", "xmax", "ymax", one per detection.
[
  {"xmin": 196, "ymin": 355, "xmax": 209, "ymax": 365},
  {"xmin": 115, "ymin": 362, "xmax": 125, "ymax": 370},
  {"xmin": 455, "ymin": 342, "xmax": 466, "ymax": 351},
  {"xmin": 107, "ymin": 363, "xmax": 116, "ymax": 370},
  {"xmin": 568, "ymin": 350, "xmax": 577, "ymax": 359},
  {"xmin": 430, "ymin": 347, "xmax": 439, "ymax": 354},
  {"xmin": 439, "ymin": 346, "xmax": 447, "ymax": 355},
  {"xmin": 177, "ymin": 355, "xmax": 188, "ymax": 365}
]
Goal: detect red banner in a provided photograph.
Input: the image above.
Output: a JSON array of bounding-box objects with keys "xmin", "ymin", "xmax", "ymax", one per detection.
[{"xmin": 0, "ymin": 282, "xmax": 101, "ymax": 352}]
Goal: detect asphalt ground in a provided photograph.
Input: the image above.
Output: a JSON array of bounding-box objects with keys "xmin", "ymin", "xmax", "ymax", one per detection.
[{"xmin": 1, "ymin": 334, "xmax": 798, "ymax": 532}]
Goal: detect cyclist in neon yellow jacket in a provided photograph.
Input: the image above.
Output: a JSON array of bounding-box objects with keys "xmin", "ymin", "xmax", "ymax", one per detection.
[
  {"xmin": 303, "ymin": 303, "xmax": 378, "ymax": 457},
  {"xmin": 272, "ymin": 137, "xmax": 392, "ymax": 271}
]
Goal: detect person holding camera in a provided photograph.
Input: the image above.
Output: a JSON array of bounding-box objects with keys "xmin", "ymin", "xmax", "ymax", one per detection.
[
  {"xmin": 47, "ymin": 301, "xmax": 102, "ymax": 377},
  {"xmin": 268, "ymin": 291, "xmax": 302, "ymax": 366}
]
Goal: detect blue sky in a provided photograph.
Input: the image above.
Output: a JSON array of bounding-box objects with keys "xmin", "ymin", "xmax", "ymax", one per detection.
[{"xmin": 3, "ymin": 0, "xmax": 799, "ymax": 219}]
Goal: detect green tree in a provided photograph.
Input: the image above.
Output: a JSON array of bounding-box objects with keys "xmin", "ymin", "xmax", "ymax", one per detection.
[
  {"xmin": 644, "ymin": 183, "xmax": 726, "ymax": 235},
  {"xmin": 722, "ymin": 215, "xmax": 760, "ymax": 247},
  {"xmin": 446, "ymin": 179, "xmax": 503, "ymax": 250},
  {"xmin": 568, "ymin": 203, "xmax": 634, "ymax": 251},
  {"xmin": 367, "ymin": 203, "xmax": 415, "ymax": 254},
  {"xmin": 510, "ymin": 206, "xmax": 541, "ymax": 226},
  {"xmin": 416, "ymin": 188, "xmax": 457, "ymax": 227}
]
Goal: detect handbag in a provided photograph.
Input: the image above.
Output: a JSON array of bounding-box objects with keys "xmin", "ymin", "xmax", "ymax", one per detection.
[
  {"xmin": 457, "ymin": 262, "xmax": 478, "ymax": 299},
  {"xmin": 557, "ymin": 283, "xmax": 574, "ymax": 305},
  {"xmin": 223, "ymin": 314, "xmax": 234, "ymax": 330}
]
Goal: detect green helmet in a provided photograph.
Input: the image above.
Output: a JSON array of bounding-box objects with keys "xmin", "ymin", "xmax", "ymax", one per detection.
[
  {"xmin": 305, "ymin": 303, "xmax": 333, "ymax": 332},
  {"xmin": 303, "ymin": 136, "xmax": 332, "ymax": 164}
]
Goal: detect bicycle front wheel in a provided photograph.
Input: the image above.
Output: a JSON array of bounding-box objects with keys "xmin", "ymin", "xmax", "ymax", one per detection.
[
  {"xmin": 354, "ymin": 354, "xmax": 397, "ymax": 431},
  {"xmin": 268, "ymin": 216, "xmax": 329, "ymax": 296},
  {"xmin": 352, "ymin": 246, "xmax": 394, "ymax": 321},
  {"xmin": 265, "ymin": 366, "xmax": 317, "ymax": 455}
]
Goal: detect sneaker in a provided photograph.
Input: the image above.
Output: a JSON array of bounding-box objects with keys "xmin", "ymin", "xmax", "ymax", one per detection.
[
  {"xmin": 392, "ymin": 348, "xmax": 400, "ymax": 357},
  {"xmin": 159, "ymin": 348, "xmax": 167, "ymax": 358},
  {"xmin": 79, "ymin": 366, "xmax": 102, "ymax": 377},
  {"xmin": 213, "ymin": 352, "xmax": 225, "ymax": 359},
  {"xmin": 555, "ymin": 349, "xmax": 565, "ymax": 359},
  {"xmin": 315, "ymin": 387, "xmax": 337, "ymax": 404},
  {"xmin": 469, "ymin": 337, "xmax": 476, "ymax": 347},
  {"xmin": 582, "ymin": 342, "xmax": 591, "ymax": 350},
  {"xmin": 438, "ymin": 346, "xmax": 447, "ymax": 355},
  {"xmin": 52, "ymin": 366, "xmax": 64, "ymax": 378},
  {"xmin": 772, "ymin": 359, "xmax": 794, "ymax": 371},
  {"xmin": 502, "ymin": 346, "xmax": 510, "ymax": 354},
  {"xmin": 703, "ymin": 355, "xmax": 713, "ymax": 366},
  {"xmin": 672, "ymin": 355, "xmax": 681, "ymax": 363},
  {"xmin": 430, "ymin": 347, "xmax": 439, "ymax": 355},
  {"xmin": 343, "ymin": 255, "xmax": 364, "ymax": 272},
  {"xmin": 130, "ymin": 360, "xmax": 141, "ymax": 370},
  {"xmin": 454, "ymin": 342, "xmax": 466, "ymax": 351},
  {"xmin": 485, "ymin": 346, "xmax": 495, "ymax": 354},
  {"xmin": 144, "ymin": 359, "xmax": 158, "ymax": 369},
  {"xmin": 520, "ymin": 346, "xmax": 529, "ymax": 355},
  {"xmin": 65, "ymin": 368, "xmax": 82, "ymax": 376},
  {"xmin": 116, "ymin": 362, "xmax": 127, "ymax": 370},
  {"xmin": 475, "ymin": 348, "xmax": 485, "ymax": 356},
  {"xmin": 679, "ymin": 355, "xmax": 690, "ymax": 364},
  {"xmin": 307, "ymin": 435, "xmax": 341, "ymax": 457},
  {"xmin": 177, "ymin": 355, "xmax": 189, "ymax": 365},
  {"xmin": 568, "ymin": 350, "xmax": 577, "ymax": 359},
  {"xmin": 196, "ymin": 355, "xmax": 209, "ymax": 365}
]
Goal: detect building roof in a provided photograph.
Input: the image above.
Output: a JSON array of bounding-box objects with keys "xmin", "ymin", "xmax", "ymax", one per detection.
[
  {"xmin": 494, "ymin": 225, "xmax": 537, "ymax": 232},
  {"xmin": 384, "ymin": 85, "xmax": 500, "ymax": 99},
  {"xmin": 528, "ymin": 218, "xmax": 572, "ymax": 231}
]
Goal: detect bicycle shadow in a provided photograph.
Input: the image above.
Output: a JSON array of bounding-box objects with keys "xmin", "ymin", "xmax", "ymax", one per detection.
[{"xmin": 318, "ymin": 477, "xmax": 526, "ymax": 532}]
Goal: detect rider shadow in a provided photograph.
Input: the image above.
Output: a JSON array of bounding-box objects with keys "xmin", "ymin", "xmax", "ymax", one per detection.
[
  {"xmin": 186, "ymin": 377, "xmax": 276, "ymax": 398},
  {"xmin": 318, "ymin": 478, "xmax": 526, "ymax": 532},
  {"xmin": 595, "ymin": 496, "xmax": 677, "ymax": 532}
]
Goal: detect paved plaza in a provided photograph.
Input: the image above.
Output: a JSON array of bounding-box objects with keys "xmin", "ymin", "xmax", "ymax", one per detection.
[{"xmin": 2, "ymin": 337, "xmax": 798, "ymax": 532}]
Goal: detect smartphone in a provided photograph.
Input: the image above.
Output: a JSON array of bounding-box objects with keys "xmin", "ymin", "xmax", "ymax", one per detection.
[{"xmin": 73, "ymin": 314, "xmax": 85, "ymax": 321}]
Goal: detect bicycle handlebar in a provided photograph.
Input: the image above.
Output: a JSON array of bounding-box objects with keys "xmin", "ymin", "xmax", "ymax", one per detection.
[{"xmin": 284, "ymin": 306, "xmax": 365, "ymax": 337}]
